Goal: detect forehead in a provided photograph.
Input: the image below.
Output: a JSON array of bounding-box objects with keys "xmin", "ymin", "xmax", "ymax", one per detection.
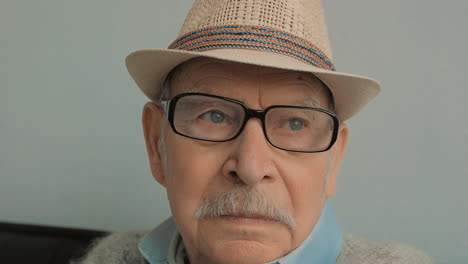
[{"xmin": 168, "ymin": 58, "xmax": 330, "ymax": 106}]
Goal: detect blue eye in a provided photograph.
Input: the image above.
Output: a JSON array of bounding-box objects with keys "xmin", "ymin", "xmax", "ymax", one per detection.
[
  {"xmin": 288, "ymin": 119, "xmax": 304, "ymax": 130},
  {"xmin": 202, "ymin": 111, "xmax": 226, "ymax": 123}
]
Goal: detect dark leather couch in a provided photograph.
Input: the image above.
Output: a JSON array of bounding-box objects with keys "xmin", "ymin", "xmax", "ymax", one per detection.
[{"xmin": 0, "ymin": 221, "xmax": 108, "ymax": 264}]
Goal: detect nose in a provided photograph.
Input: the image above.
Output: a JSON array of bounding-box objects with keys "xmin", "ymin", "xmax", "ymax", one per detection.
[{"xmin": 222, "ymin": 119, "xmax": 279, "ymax": 185}]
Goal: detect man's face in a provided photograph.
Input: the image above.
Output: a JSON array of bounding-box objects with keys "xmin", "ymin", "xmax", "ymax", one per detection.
[{"xmin": 142, "ymin": 58, "xmax": 349, "ymax": 264}]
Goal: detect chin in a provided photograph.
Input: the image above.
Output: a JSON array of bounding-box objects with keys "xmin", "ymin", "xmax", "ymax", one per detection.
[{"xmin": 205, "ymin": 240, "xmax": 284, "ymax": 264}]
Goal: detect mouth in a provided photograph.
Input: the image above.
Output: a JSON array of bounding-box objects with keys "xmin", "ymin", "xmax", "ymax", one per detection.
[{"xmin": 220, "ymin": 213, "xmax": 278, "ymax": 223}]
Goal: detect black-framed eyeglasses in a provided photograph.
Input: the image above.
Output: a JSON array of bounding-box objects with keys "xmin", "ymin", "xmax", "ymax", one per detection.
[{"xmin": 160, "ymin": 93, "xmax": 339, "ymax": 153}]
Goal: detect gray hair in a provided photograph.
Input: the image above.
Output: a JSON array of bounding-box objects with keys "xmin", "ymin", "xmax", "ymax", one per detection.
[{"xmin": 194, "ymin": 186, "xmax": 297, "ymax": 230}]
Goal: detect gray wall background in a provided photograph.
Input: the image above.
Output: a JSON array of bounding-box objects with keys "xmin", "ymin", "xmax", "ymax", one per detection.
[{"xmin": 2, "ymin": 0, "xmax": 467, "ymax": 263}]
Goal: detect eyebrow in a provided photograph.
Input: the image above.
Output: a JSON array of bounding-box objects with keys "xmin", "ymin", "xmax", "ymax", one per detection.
[
  {"xmin": 183, "ymin": 87, "xmax": 321, "ymax": 108},
  {"xmin": 186, "ymin": 86, "xmax": 205, "ymax": 93},
  {"xmin": 300, "ymin": 96, "xmax": 321, "ymax": 108},
  {"xmin": 181, "ymin": 86, "xmax": 216, "ymax": 94}
]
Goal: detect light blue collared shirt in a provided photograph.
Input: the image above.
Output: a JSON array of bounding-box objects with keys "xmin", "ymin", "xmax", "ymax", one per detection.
[{"xmin": 139, "ymin": 201, "xmax": 342, "ymax": 264}]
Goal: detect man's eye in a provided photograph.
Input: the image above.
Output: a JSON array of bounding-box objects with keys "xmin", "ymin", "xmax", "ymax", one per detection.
[
  {"xmin": 200, "ymin": 110, "xmax": 226, "ymax": 124},
  {"xmin": 285, "ymin": 118, "xmax": 305, "ymax": 130}
]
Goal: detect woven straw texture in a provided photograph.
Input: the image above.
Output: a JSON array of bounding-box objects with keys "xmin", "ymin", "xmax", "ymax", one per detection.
[{"xmin": 179, "ymin": 0, "xmax": 333, "ymax": 59}]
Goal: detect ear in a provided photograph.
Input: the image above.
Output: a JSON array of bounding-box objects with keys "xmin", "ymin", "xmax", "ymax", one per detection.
[
  {"xmin": 325, "ymin": 123, "xmax": 349, "ymax": 198},
  {"xmin": 142, "ymin": 102, "xmax": 167, "ymax": 186}
]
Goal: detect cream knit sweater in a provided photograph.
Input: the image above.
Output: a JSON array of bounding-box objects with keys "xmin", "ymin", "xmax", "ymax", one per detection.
[{"xmin": 74, "ymin": 231, "xmax": 434, "ymax": 264}]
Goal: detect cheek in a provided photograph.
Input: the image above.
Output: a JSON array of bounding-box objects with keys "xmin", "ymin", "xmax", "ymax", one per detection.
[
  {"xmin": 163, "ymin": 135, "xmax": 227, "ymax": 240},
  {"xmin": 282, "ymin": 155, "xmax": 329, "ymax": 240}
]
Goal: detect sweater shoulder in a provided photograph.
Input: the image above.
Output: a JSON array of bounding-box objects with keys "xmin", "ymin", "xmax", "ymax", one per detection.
[
  {"xmin": 337, "ymin": 232, "xmax": 434, "ymax": 264},
  {"xmin": 71, "ymin": 230, "xmax": 149, "ymax": 264}
]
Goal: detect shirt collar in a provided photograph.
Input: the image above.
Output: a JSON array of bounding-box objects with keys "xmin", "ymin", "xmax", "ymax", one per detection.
[
  {"xmin": 139, "ymin": 217, "xmax": 179, "ymax": 264},
  {"xmin": 266, "ymin": 201, "xmax": 343, "ymax": 264},
  {"xmin": 139, "ymin": 201, "xmax": 342, "ymax": 264}
]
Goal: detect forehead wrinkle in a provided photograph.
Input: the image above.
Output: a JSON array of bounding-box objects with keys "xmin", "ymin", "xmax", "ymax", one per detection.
[
  {"xmin": 258, "ymin": 70, "xmax": 316, "ymax": 82},
  {"xmin": 172, "ymin": 58, "xmax": 330, "ymax": 108},
  {"xmin": 192, "ymin": 76, "xmax": 237, "ymax": 92},
  {"xmin": 258, "ymin": 71, "xmax": 325, "ymax": 94},
  {"xmin": 301, "ymin": 96, "xmax": 320, "ymax": 108},
  {"xmin": 292, "ymin": 73, "xmax": 331, "ymax": 109},
  {"xmin": 176, "ymin": 72, "xmax": 238, "ymax": 95},
  {"xmin": 257, "ymin": 73, "xmax": 326, "ymax": 108}
]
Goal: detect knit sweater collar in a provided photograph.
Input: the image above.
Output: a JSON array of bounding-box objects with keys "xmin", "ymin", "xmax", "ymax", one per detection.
[{"xmin": 139, "ymin": 201, "xmax": 342, "ymax": 264}]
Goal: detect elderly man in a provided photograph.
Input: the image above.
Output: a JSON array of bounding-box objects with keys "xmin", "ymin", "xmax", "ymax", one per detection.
[{"xmin": 76, "ymin": 0, "xmax": 434, "ymax": 263}]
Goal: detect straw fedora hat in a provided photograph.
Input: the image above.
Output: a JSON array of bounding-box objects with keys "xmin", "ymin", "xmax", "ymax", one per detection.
[{"xmin": 126, "ymin": 0, "xmax": 381, "ymax": 121}]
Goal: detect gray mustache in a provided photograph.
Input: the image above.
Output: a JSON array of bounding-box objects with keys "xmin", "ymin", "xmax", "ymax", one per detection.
[{"xmin": 194, "ymin": 187, "xmax": 297, "ymax": 230}]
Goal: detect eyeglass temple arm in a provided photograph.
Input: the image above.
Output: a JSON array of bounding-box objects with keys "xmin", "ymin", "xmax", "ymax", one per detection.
[{"xmin": 157, "ymin": 100, "xmax": 170, "ymax": 113}]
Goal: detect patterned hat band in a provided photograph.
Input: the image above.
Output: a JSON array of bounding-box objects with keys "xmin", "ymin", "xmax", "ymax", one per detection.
[{"xmin": 168, "ymin": 25, "xmax": 336, "ymax": 71}]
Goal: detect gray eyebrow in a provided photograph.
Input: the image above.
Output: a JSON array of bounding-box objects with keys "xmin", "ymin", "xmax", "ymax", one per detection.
[
  {"xmin": 299, "ymin": 96, "xmax": 320, "ymax": 108},
  {"xmin": 185, "ymin": 87, "xmax": 204, "ymax": 93},
  {"xmin": 180, "ymin": 87, "xmax": 321, "ymax": 108}
]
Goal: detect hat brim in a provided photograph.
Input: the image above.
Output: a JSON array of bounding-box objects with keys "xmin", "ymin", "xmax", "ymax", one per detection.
[{"xmin": 126, "ymin": 48, "xmax": 381, "ymax": 121}]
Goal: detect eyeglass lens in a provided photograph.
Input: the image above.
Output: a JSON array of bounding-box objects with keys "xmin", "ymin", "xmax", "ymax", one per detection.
[
  {"xmin": 173, "ymin": 94, "xmax": 245, "ymax": 141},
  {"xmin": 172, "ymin": 94, "xmax": 334, "ymax": 152}
]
